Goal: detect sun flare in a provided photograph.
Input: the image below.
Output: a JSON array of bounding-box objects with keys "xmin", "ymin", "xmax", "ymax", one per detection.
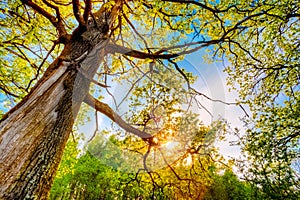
[
  {"xmin": 164, "ymin": 141, "xmax": 180, "ymax": 150},
  {"xmin": 184, "ymin": 154, "xmax": 193, "ymax": 166}
]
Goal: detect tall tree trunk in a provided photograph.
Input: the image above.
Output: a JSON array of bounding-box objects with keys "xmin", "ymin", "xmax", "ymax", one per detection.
[
  {"xmin": 0, "ymin": 26, "xmax": 109, "ymax": 200},
  {"xmin": 0, "ymin": 0, "xmax": 122, "ymax": 197}
]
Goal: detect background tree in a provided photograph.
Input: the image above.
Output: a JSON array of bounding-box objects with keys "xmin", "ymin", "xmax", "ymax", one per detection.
[
  {"xmin": 50, "ymin": 120, "xmax": 228, "ymax": 199},
  {"xmin": 0, "ymin": 0, "xmax": 299, "ymax": 199},
  {"xmin": 215, "ymin": 0, "xmax": 300, "ymax": 198},
  {"xmin": 203, "ymin": 169, "xmax": 258, "ymax": 200},
  {"xmin": 238, "ymin": 102, "xmax": 300, "ymax": 199}
]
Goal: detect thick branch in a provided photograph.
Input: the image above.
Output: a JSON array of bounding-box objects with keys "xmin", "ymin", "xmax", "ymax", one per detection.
[
  {"xmin": 42, "ymin": 0, "xmax": 61, "ymax": 21},
  {"xmin": 107, "ymin": 43, "xmax": 178, "ymax": 59},
  {"xmin": 84, "ymin": 94, "xmax": 153, "ymax": 140},
  {"xmin": 83, "ymin": 0, "xmax": 92, "ymax": 22},
  {"xmin": 21, "ymin": 0, "xmax": 56, "ymax": 25},
  {"xmin": 21, "ymin": 0, "xmax": 69, "ymax": 42},
  {"xmin": 72, "ymin": 0, "xmax": 85, "ymax": 26},
  {"xmin": 107, "ymin": 40, "xmax": 220, "ymax": 59}
]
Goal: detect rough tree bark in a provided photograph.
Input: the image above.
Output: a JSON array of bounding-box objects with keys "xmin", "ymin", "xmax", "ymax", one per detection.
[{"xmin": 0, "ymin": 2, "xmax": 121, "ymax": 199}]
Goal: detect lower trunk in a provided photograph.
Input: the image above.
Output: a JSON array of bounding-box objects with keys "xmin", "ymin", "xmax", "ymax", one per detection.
[{"xmin": 0, "ymin": 40, "xmax": 106, "ymax": 199}]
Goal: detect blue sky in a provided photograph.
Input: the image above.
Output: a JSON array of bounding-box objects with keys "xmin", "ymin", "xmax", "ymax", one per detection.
[
  {"xmin": 0, "ymin": 45, "xmax": 246, "ymax": 161},
  {"xmin": 77, "ymin": 47, "xmax": 246, "ymax": 160}
]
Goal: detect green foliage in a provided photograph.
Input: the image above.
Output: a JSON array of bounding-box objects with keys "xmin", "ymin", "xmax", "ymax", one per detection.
[
  {"xmin": 51, "ymin": 123, "xmax": 228, "ymax": 199},
  {"xmin": 204, "ymin": 0, "xmax": 300, "ymax": 198},
  {"xmin": 1, "ymin": 0, "xmax": 299, "ymax": 198},
  {"xmin": 0, "ymin": 0, "xmax": 63, "ymax": 102},
  {"xmin": 204, "ymin": 169, "xmax": 258, "ymax": 200},
  {"xmin": 240, "ymin": 96, "xmax": 300, "ymax": 199},
  {"xmin": 53, "ymin": 122, "xmax": 267, "ymax": 200}
]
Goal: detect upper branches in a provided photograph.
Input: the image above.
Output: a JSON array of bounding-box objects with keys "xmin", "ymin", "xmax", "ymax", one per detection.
[
  {"xmin": 72, "ymin": 0, "xmax": 85, "ymax": 26},
  {"xmin": 21, "ymin": 0, "xmax": 70, "ymax": 43},
  {"xmin": 72, "ymin": 0, "xmax": 92, "ymax": 27}
]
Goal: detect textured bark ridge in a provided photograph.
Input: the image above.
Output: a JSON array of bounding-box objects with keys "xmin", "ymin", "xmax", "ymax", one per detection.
[
  {"xmin": 0, "ymin": 3, "xmax": 116, "ymax": 197},
  {"xmin": 0, "ymin": 61, "xmax": 76, "ymax": 199}
]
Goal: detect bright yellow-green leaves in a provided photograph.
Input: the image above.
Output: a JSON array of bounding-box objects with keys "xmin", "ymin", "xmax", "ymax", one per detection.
[
  {"xmin": 0, "ymin": 0, "xmax": 63, "ymax": 102},
  {"xmin": 1, "ymin": 0, "xmax": 299, "ymax": 198},
  {"xmin": 213, "ymin": 1, "xmax": 300, "ymax": 197},
  {"xmin": 51, "ymin": 120, "xmax": 229, "ymax": 199},
  {"xmin": 221, "ymin": 0, "xmax": 300, "ymax": 105}
]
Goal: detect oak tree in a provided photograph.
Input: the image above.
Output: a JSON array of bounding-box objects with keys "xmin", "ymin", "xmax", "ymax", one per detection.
[{"xmin": 0, "ymin": 0, "xmax": 299, "ymax": 199}]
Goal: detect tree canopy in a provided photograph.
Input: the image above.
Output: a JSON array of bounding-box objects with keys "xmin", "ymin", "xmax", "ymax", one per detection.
[{"xmin": 0, "ymin": 0, "xmax": 299, "ymax": 199}]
